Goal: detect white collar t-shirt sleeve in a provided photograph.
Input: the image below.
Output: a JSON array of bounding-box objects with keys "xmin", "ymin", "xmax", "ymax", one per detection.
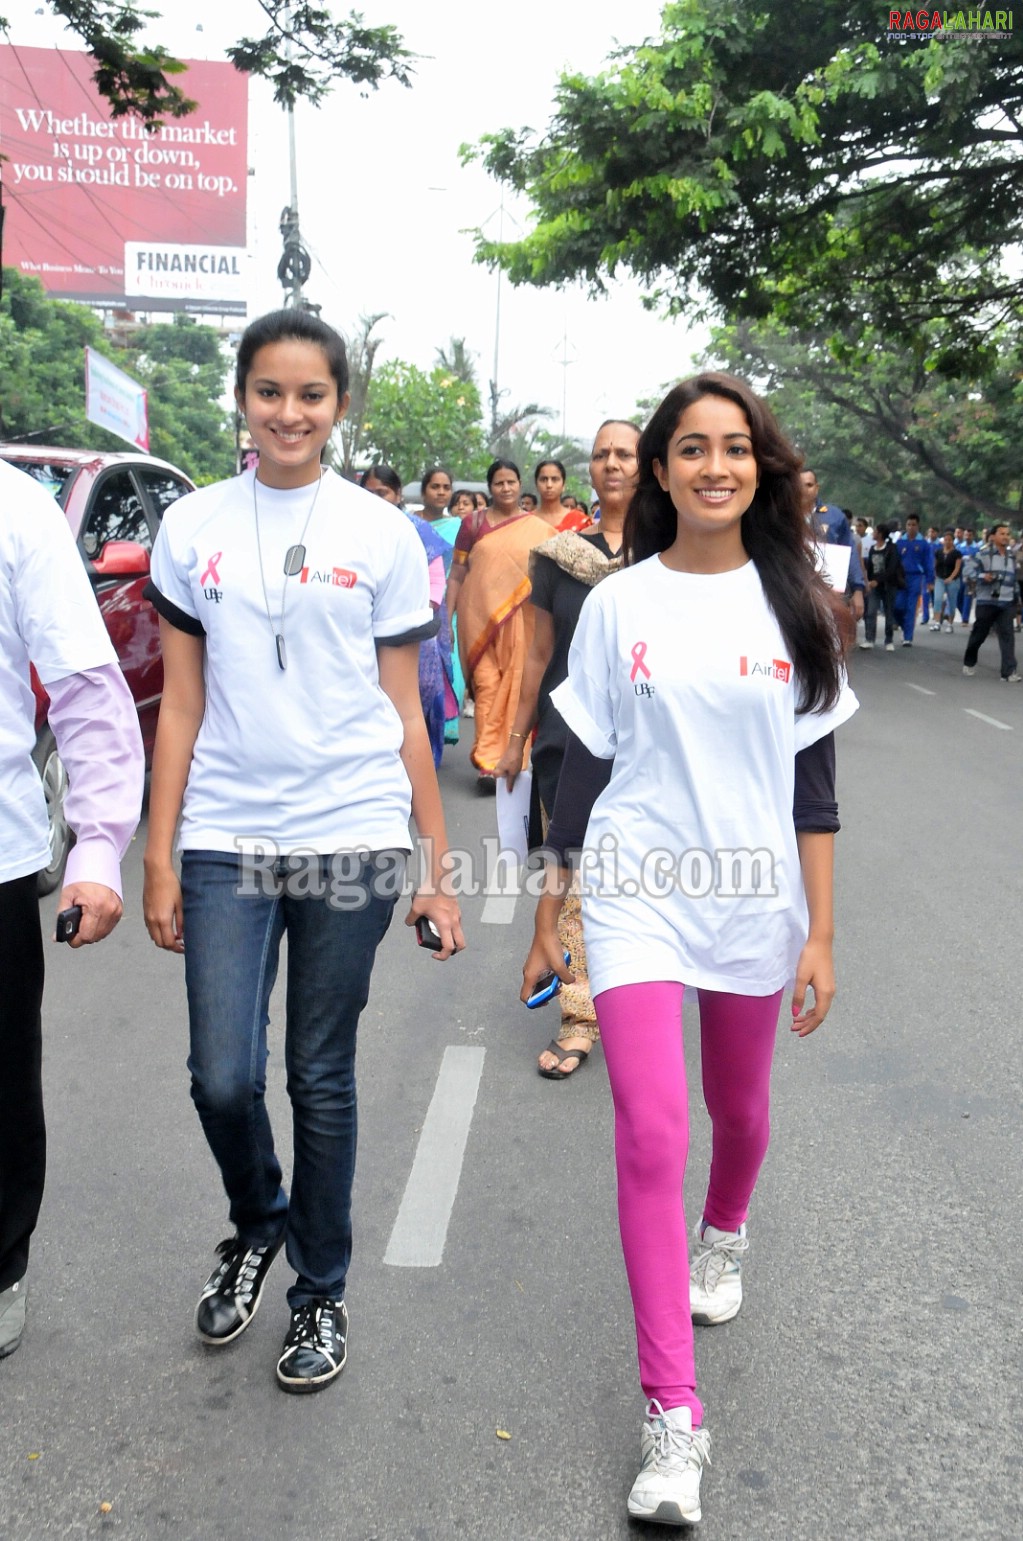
[
  {"xmin": 550, "ymin": 557, "xmax": 858, "ymax": 997},
  {"xmin": 148, "ymin": 469, "xmax": 432, "ymax": 855}
]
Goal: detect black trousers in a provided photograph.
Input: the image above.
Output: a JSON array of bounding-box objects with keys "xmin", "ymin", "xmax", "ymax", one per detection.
[
  {"xmin": 963, "ymin": 604, "xmax": 1017, "ymax": 678},
  {"xmin": 0, "ymin": 874, "xmax": 45, "ymax": 1292}
]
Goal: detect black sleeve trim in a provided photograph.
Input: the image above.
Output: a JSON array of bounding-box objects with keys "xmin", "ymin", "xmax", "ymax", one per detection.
[
  {"xmin": 376, "ymin": 614, "xmax": 441, "ymax": 647},
  {"xmin": 545, "ymin": 729, "xmax": 614, "ymax": 861},
  {"xmin": 143, "ymin": 580, "xmax": 206, "ymax": 637},
  {"xmin": 794, "ymin": 732, "xmax": 840, "ymax": 833}
]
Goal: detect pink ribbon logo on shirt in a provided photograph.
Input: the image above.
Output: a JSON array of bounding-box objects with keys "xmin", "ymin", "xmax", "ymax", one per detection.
[
  {"xmin": 200, "ymin": 551, "xmax": 222, "ymax": 586},
  {"xmin": 630, "ymin": 641, "xmax": 651, "ymax": 682}
]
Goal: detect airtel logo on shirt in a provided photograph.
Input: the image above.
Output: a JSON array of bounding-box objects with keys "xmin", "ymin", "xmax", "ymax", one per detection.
[
  {"xmin": 299, "ymin": 567, "xmax": 358, "ymax": 589},
  {"xmin": 739, "ymin": 656, "xmax": 791, "ymax": 683}
]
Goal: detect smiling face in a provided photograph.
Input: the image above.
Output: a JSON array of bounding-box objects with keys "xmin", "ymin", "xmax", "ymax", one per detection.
[
  {"xmin": 237, "ymin": 340, "xmax": 348, "ymax": 488},
  {"xmin": 653, "ymin": 395, "xmax": 758, "ymax": 541}
]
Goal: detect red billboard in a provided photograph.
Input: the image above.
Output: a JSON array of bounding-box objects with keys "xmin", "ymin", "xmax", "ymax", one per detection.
[{"xmin": 0, "ymin": 45, "xmax": 248, "ymax": 314}]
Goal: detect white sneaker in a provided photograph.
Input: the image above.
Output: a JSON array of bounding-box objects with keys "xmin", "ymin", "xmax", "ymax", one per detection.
[
  {"xmin": 963, "ymin": 665, "xmax": 975, "ymax": 676},
  {"xmin": 857, "ymin": 640, "xmax": 873, "ymax": 650},
  {"xmin": 627, "ymin": 1401, "xmax": 712, "ymax": 1525},
  {"xmin": 929, "ymin": 622, "xmax": 941, "ymax": 631},
  {"xmin": 690, "ymin": 1221, "xmax": 748, "ymax": 1325},
  {"xmin": 885, "ymin": 643, "xmax": 895, "ymax": 651}
]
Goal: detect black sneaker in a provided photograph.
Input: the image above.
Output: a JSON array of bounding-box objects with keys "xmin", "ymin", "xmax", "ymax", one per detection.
[
  {"xmin": 195, "ymin": 1234, "xmax": 283, "ymax": 1345},
  {"xmin": 276, "ymin": 1298, "xmax": 348, "ymax": 1394}
]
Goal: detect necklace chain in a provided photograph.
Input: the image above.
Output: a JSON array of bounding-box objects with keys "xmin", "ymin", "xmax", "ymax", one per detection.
[{"xmin": 252, "ymin": 470, "xmax": 324, "ymax": 671}]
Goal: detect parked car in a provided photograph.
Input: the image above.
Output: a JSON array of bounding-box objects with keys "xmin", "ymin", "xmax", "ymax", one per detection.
[{"xmin": 0, "ymin": 446, "xmax": 195, "ymax": 893}]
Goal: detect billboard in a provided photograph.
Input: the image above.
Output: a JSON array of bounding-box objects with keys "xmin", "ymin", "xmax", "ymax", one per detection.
[{"xmin": 0, "ymin": 45, "xmax": 249, "ymax": 315}]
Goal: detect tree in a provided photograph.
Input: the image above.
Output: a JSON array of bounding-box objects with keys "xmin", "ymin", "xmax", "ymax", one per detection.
[
  {"xmin": 361, "ymin": 360, "xmax": 488, "ymax": 480},
  {"xmin": 701, "ymin": 317, "xmax": 1023, "ymax": 524},
  {"xmin": 0, "ymin": 269, "xmax": 233, "ymax": 482},
  {"xmin": 467, "ymin": 1, "xmax": 1023, "ymax": 366},
  {"xmin": 11, "ymin": 1, "xmax": 414, "ymax": 124},
  {"xmin": 337, "ymin": 312, "xmax": 388, "ymax": 475}
]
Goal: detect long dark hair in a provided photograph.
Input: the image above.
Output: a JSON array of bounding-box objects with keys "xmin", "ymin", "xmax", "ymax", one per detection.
[
  {"xmin": 361, "ymin": 463, "xmax": 403, "ymax": 501},
  {"xmin": 235, "ymin": 309, "xmax": 349, "ymax": 397},
  {"xmin": 625, "ymin": 373, "xmax": 851, "ymax": 713}
]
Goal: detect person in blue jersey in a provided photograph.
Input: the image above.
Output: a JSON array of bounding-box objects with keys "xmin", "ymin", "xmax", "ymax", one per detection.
[{"xmin": 895, "ymin": 514, "xmax": 936, "ymax": 646}]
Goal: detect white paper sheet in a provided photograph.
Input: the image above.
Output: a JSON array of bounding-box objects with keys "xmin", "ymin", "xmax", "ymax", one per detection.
[
  {"xmin": 815, "ymin": 541, "xmax": 851, "ymax": 592},
  {"xmin": 495, "ymin": 769, "xmax": 532, "ymax": 866}
]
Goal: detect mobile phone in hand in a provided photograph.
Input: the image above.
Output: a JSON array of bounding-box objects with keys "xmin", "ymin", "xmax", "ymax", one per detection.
[
  {"xmin": 525, "ymin": 951, "xmax": 572, "ymax": 1009},
  {"xmin": 56, "ymin": 904, "xmax": 83, "ymax": 943},
  {"xmin": 415, "ymin": 915, "xmax": 444, "ymax": 951}
]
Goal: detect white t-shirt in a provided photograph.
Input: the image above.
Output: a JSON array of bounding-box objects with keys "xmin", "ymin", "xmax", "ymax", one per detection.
[
  {"xmin": 148, "ymin": 468, "xmax": 432, "ymax": 855},
  {"xmin": 0, "ymin": 458, "xmax": 116, "ymax": 882},
  {"xmin": 550, "ymin": 557, "xmax": 858, "ymax": 997}
]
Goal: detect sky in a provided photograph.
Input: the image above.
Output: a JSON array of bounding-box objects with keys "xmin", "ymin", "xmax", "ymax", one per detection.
[{"xmin": 9, "ymin": 0, "xmax": 709, "ymax": 452}]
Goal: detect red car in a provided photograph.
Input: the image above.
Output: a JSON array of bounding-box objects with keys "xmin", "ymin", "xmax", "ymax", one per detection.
[{"xmin": 1, "ymin": 446, "xmax": 195, "ymax": 892}]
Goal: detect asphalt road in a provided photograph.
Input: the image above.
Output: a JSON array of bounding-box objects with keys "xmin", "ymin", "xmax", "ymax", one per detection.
[{"xmin": 2, "ymin": 625, "xmax": 1020, "ymax": 1540}]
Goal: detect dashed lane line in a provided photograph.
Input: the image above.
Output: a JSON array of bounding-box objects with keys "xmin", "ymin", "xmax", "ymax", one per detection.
[
  {"xmin": 905, "ymin": 683, "xmax": 936, "ymax": 696},
  {"xmin": 963, "ymin": 709, "xmax": 1013, "ymax": 731},
  {"xmin": 384, "ymin": 1046, "xmax": 486, "ymax": 1268}
]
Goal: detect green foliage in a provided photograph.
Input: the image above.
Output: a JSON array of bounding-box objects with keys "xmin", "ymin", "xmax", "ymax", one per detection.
[
  {"xmin": 468, "ymin": 0, "xmax": 1023, "ymax": 365},
  {"xmin": 0, "ymin": 270, "xmax": 233, "ymax": 482},
  {"xmin": 361, "ymin": 361, "xmax": 489, "ymax": 481},
  {"xmin": 702, "ymin": 317, "xmax": 1023, "ymax": 524},
  {"xmin": 15, "ymin": 2, "xmax": 414, "ymax": 125}
]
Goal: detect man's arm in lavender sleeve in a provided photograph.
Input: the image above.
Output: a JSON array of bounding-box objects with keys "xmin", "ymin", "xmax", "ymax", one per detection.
[{"xmin": 44, "ymin": 663, "xmax": 145, "ymax": 945}]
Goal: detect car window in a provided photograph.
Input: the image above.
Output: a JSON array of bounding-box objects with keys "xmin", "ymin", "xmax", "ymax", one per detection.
[
  {"xmin": 137, "ymin": 468, "xmax": 192, "ymax": 521},
  {"xmin": 2, "ymin": 458, "xmax": 74, "ymax": 502},
  {"xmin": 82, "ymin": 470, "xmax": 152, "ymax": 558}
]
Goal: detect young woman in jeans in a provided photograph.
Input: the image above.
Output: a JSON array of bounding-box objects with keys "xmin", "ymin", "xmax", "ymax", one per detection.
[{"xmin": 142, "ymin": 310, "xmax": 463, "ymax": 1395}]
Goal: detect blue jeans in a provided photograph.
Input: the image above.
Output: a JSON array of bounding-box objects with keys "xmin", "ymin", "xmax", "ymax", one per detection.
[{"xmin": 180, "ymin": 850, "xmax": 402, "ymax": 1307}]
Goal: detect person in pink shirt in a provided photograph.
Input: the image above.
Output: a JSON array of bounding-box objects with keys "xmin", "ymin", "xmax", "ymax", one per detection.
[{"xmin": 0, "ymin": 458, "xmax": 144, "ymax": 1361}]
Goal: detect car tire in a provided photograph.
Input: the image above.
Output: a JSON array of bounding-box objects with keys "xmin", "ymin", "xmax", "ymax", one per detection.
[{"xmin": 32, "ymin": 726, "xmax": 73, "ymax": 897}]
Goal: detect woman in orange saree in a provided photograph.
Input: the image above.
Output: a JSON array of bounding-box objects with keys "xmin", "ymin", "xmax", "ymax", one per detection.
[{"xmin": 446, "ymin": 459, "xmax": 551, "ymax": 790}]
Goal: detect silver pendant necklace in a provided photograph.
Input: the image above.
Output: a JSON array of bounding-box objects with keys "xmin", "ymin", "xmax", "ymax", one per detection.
[{"xmin": 252, "ymin": 470, "xmax": 324, "ymax": 670}]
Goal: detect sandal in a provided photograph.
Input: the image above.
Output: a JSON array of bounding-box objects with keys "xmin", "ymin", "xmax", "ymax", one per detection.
[{"xmin": 537, "ymin": 1040, "xmax": 591, "ymax": 1080}]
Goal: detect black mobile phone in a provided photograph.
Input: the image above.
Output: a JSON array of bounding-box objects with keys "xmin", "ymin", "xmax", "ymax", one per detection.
[
  {"xmin": 56, "ymin": 904, "xmax": 83, "ymax": 943},
  {"xmin": 415, "ymin": 915, "xmax": 444, "ymax": 951}
]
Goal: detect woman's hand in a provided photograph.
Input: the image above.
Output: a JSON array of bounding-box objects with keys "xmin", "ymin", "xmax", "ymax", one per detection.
[
  {"xmin": 495, "ymin": 735, "xmax": 527, "ymax": 789},
  {"xmin": 520, "ymin": 896, "xmax": 576, "ymax": 1004},
  {"xmin": 405, "ymin": 891, "xmax": 465, "ymax": 961},
  {"xmin": 143, "ymin": 861, "xmax": 185, "ymax": 953},
  {"xmin": 790, "ymin": 937, "xmax": 835, "ymax": 1037}
]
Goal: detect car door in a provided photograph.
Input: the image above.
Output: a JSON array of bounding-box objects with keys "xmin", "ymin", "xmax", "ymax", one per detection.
[{"xmin": 79, "ymin": 466, "xmax": 163, "ymax": 753}]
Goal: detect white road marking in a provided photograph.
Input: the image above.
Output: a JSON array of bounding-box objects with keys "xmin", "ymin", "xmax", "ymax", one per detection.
[
  {"xmin": 384, "ymin": 1046, "xmax": 486, "ymax": 1268},
  {"xmin": 906, "ymin": 684, "xmax": 936, "ymax": 696},
  {"xmin": 963, "ymin": 709, "xmax": 1013, "ymax": 731}
]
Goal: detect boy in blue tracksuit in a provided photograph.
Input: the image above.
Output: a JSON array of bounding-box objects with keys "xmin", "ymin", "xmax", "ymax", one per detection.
[
  {"xmin": 896, "ymin": 515, "xmax": 935, "ymax": 644},
  {"xmin": 956, "ymin": 528, "xmax": 980, "ymax": 624}
]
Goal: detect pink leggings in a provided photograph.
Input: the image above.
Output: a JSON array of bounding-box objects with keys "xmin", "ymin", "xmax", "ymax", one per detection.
[{"xmin": 594, "ymin": 981, "xmax": 783, "ymax": 1424}]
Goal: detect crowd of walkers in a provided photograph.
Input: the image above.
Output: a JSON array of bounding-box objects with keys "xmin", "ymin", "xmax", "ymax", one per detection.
[{"xmin": 3, "ymin": 304, "xmax": 1016, "ymax": 1529}]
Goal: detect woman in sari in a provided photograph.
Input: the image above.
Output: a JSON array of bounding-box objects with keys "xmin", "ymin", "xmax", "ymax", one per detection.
[
  {"xmin": 417, "ymin": 468, "xmax": 468, "ymax": 744},
  {"xmin": 445, "ymin": 459, "xmax": 551, "ymax": 790},
  {"xmin": 361, "ymin": 464, "xmax": 451, "ymax": 768}
]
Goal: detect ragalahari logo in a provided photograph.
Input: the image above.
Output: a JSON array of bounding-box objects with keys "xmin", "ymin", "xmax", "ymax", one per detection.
[{"xmin": 887, "ymin": 9, "xmax": 1014, "ymax": 37}]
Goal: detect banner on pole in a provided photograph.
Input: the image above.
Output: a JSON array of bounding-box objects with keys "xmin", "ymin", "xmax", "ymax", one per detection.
[{"xmin": 85, "ymin": 347, "xmax": 149, "ymax": 452}]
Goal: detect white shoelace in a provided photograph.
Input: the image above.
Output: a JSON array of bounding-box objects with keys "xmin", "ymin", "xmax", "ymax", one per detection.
[
  {"xmin": 645, "ymin": 1403, "xmax": 712, "ymax": 1475},
  {"xmin": 690, "ymin": 1231, "xmax": 748, "ymax": 1293}
]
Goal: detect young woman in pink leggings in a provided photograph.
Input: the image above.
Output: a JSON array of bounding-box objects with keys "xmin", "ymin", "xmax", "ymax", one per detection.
[{"xmin": 522, "ymin": 373, "xmax": 857, "ymax": 1527}]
